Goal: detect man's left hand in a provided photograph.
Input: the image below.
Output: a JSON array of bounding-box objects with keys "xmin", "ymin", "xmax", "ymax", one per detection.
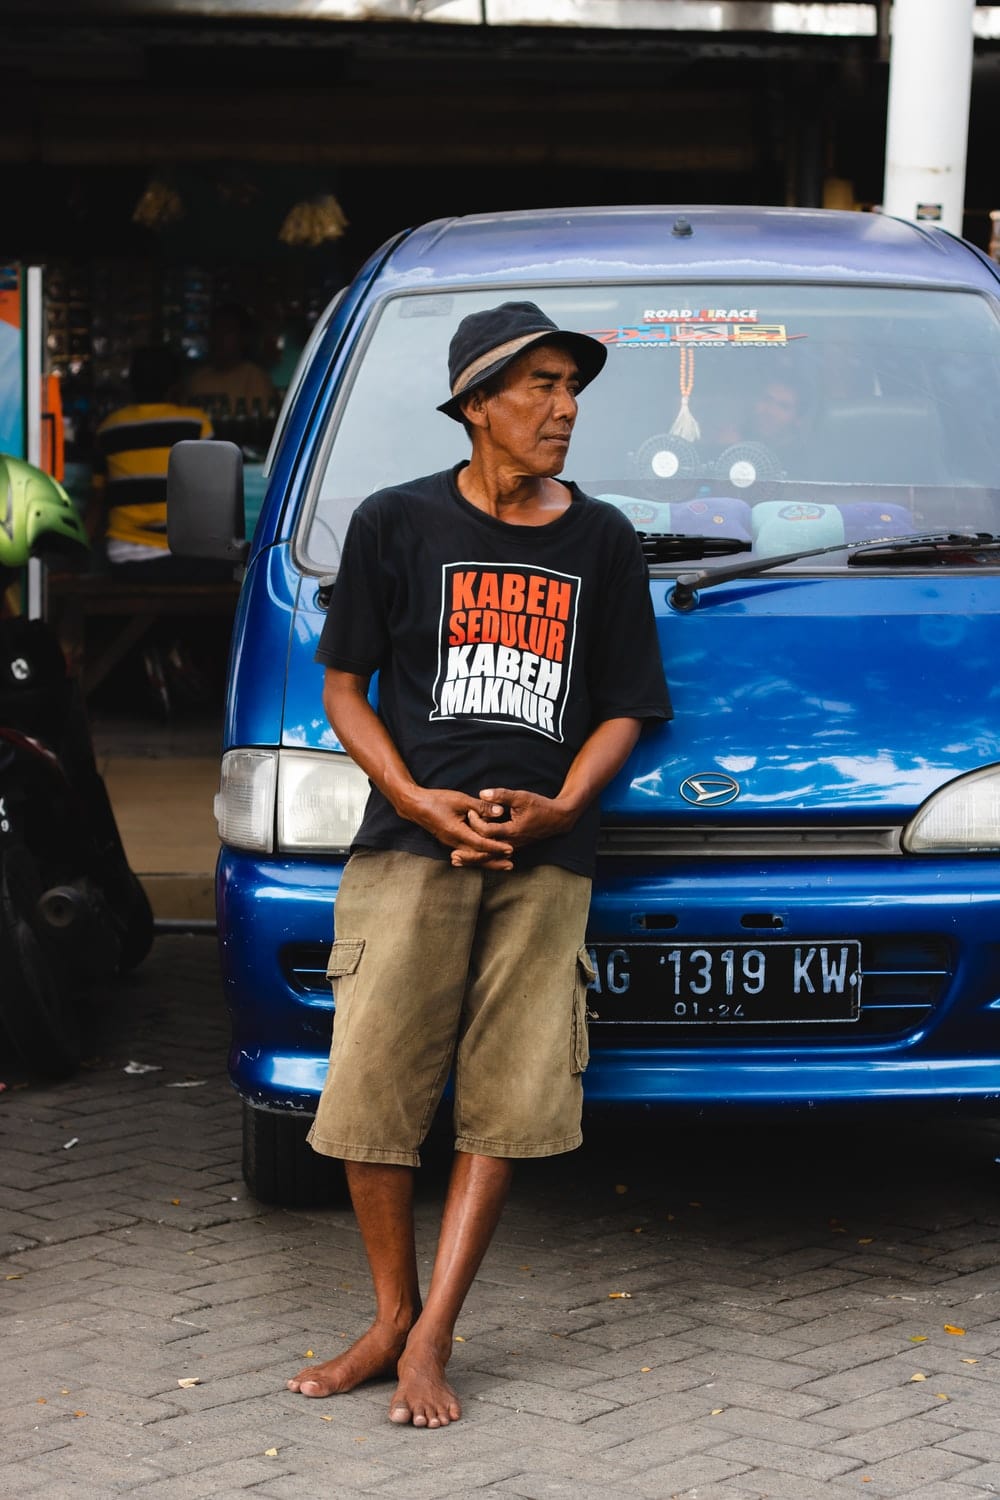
[
  {"xmin": 462, "ymin": 787, "xmax": 574, "ymax": 853},
  {"xmin": 451, "ymin": 719, "xmax": 644, "ymax": 869}
]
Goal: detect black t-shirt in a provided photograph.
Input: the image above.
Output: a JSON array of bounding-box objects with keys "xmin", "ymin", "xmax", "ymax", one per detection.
[{"xmin": 315, "ymin": 466, "xmax": 672, "ymax": 876}]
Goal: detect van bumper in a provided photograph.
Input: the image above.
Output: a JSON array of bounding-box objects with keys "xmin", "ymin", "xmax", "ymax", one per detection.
[
  {"xmin": 216, "ymin": 850, "xmax": 344, "ymax": 1108},
  {"xmin": 217, "ymin": 849, "xmax": 1000, "ymax": 1110}
]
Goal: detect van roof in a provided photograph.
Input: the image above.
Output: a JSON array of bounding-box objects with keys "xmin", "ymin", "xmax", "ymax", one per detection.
[{"xmin": 377, "ymin": 205, "xmax": 1000, "ymax": 293}]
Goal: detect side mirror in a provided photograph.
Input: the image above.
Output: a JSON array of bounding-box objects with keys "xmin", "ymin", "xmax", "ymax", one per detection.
[{"xmin": 167, "ymin": 440, "xmax": 250, "ymax": 563}]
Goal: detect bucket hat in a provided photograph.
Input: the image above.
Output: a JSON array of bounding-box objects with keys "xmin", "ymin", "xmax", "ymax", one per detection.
[{"xmin": 438, "ymin": 300, "xmax": 607, "ymax": 421}]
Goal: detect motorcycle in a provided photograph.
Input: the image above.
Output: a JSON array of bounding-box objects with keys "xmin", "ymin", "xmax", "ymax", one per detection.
[{"xmin": 0, "ymin": 455, "xmax": 154, "ymax": 1077}]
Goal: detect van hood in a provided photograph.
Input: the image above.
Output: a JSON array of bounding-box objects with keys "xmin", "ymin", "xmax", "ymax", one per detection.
[{"xmin": 282, "ymin": 571, "xmax": 1000, "ymax": 822}]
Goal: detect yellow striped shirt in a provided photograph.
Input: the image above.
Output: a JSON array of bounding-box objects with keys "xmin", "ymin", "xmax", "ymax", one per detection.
[{"xmin": 94, "ymin": 402, "xmax": 212, "ymax": 551}]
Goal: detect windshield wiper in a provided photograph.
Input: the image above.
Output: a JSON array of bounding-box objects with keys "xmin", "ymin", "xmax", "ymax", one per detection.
[
  {"xmin": 669, "ymin": 533, "xmax": 1000, "ymax": 611},
  {"xmin": 638, "ymin": 532, "xmax": 752, "ymax": 565},
  {"xmin": 847, "ymin": 533, "xmax": 1000, "ymax": 567}
]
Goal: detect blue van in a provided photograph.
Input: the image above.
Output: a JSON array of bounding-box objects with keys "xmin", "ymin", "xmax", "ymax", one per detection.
[{"xmin": 169, "ymin": 206, "xmax": 1000, "ymax": 1204}]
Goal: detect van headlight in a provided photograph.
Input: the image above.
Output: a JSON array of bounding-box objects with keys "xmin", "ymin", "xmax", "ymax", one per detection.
[
  {"xmin": 215, "ymin": 748, "xmax": 369, "ymax": 854},
  {"xmin": 903, "ymin": 765, "xmax": 1000, "ymax": 853}
]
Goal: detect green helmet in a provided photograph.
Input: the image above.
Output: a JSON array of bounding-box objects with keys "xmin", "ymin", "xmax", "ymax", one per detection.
[{"xmin": 0, "ymin": 453, "xmax": 89, "ymax": 568}]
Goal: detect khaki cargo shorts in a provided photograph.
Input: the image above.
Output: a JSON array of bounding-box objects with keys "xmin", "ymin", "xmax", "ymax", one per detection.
[{"xmin": 307, "ymin": 848, "xmax": 594, "ymax": 1167}]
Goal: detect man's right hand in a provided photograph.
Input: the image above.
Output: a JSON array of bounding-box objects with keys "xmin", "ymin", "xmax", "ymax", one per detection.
[
  {"xmin": 322, "ymin": 670, "xmax": 514, "ymax": 870},
  {"xmin": 397, "ymin": 786, "xmax": 514, "ymax": 871}
]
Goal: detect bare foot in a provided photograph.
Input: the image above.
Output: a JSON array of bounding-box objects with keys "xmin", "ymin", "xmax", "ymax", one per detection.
[
  {"xmin": 287, "ymin": 1323, "xmax": 411, "ymax": 1397},
  {"xmin": 388, "ymin": 1335, "xmax": 461, "ymax": 1428}
]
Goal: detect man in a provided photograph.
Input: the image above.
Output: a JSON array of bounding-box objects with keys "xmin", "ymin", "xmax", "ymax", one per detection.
[{"xmin": 288, "ymin": 301, "xmax": 671, "ymax": 1428}]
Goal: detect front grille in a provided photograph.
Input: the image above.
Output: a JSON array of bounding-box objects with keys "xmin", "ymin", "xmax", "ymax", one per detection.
[
  {"xmin": 854, "ymin": 934, "xmax": 951, "ymax": 1037},
  {"xmin": 284, "ymin": 935, "xmax": 952, "ymax": 1042},
  {"xmin": 598, "ymin": 824, "xmax": 902, "ymax": 858},
  {"xmin": 283, "ymin": 945, "xmax": 333, "ymax": 1003}
]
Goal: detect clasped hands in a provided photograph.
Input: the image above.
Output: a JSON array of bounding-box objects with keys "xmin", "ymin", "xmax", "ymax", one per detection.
[{"xmin": 400, "ymin": 785, "xmax": 574, "ymax": 871}]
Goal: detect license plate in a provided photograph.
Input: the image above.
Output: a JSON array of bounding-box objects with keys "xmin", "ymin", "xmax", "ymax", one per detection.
[{"xmin": 586, "ymin": 941, "xmax": 862, "ymax": 1024}]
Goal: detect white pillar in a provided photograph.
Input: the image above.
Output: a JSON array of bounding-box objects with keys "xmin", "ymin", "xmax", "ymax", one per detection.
[{"xmin": 882, "ymin": 0, "xmax": 974, "ymax": 235}]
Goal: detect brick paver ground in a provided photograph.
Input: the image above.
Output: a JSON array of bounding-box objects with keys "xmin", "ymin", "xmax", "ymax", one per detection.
[{"xmin": 4, "ymin": 934, "xmax": 1000, "ymax": 1499}]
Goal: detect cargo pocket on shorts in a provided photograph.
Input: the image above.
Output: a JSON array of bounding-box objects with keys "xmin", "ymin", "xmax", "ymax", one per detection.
[
  {"xmin": 572, "ymin": 946, "xmax": 596, "ymax": 1074},
  {"xmin": 326, "ymin": 939, "xmax": 365, "ymax": 1048},
  {"xmin": 326, "ymin": 938, "xmax": 365, "ymax": 981}
]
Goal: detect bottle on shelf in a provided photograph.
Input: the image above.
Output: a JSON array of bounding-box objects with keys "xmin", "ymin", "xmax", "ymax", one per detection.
[
  {"xmin": 215, "ymin": 395, "xmax": 232, "ymax": 444},
  {"xmin": 250, "ymin": 396, "xmax": 265, "ymax": 451}
]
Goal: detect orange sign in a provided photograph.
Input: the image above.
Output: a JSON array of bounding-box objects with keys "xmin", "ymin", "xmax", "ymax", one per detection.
[{"xmin": 0, "ymin": 264, "xmax": 21, "ymax": 330}]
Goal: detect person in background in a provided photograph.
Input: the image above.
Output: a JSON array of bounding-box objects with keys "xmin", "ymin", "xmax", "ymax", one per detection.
[
  {"xmin": 89, "ymin": 346, "xmax": 214, "ymax": 575},
  {"xmin": 88, "ymin": 345, "xmax": 229, "ymax": 714},
  {"xmin": 715, "ymin": 375, "xmax": 816, "ymax": 477},
  {"xmin": 182, "ymin": 302, "xmax": 274, "ymax": 415}
]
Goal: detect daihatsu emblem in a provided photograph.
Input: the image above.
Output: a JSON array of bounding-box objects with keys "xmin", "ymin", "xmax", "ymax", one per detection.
[{"xmin": 679, "ymin": 772, "xmax": 740, "ymax": 806}]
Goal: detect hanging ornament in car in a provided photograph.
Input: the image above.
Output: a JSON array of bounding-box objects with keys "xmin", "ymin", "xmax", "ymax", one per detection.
[{"xmin": 669, "ymin": 344, "xmax": 700, "ymax": 441}]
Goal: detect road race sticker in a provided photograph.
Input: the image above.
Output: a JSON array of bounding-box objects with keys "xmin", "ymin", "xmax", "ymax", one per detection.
[
  {"xmin": 586, "ymin": 309, "xmax": 805, "ymax": 348},
  {"xmin": 431, "ymin": 563, "xmax": 580, "ymax": 742}
]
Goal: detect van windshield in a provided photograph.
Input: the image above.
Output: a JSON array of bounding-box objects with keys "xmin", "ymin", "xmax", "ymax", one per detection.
[{"xmin": 301, "ymin": 283, "xmax": 1000, "ymax": 571}]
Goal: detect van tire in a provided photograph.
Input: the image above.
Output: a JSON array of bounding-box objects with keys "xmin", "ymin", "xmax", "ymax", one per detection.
[{"xmin": 241, "ymin": 1100, "xmax": 350, "ymax": 1208}]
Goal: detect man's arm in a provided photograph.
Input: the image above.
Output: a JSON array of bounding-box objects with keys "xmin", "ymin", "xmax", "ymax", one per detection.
[
  {"xmin": 323, "ymin": 668, "xmax": 516, "ymax": 869},
  {"xmin": 456, "ymin": 716, "xmax": 642, "ymax": 868}
]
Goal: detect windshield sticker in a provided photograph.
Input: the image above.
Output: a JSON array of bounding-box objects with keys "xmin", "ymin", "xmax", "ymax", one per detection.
[
  {"xmin": 644, "ymin": 308, "xmax": 759, "ymax": 321},
  {"xmin": 586, "ymin": 313, "xmax": 804, "ymax": 348}
]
